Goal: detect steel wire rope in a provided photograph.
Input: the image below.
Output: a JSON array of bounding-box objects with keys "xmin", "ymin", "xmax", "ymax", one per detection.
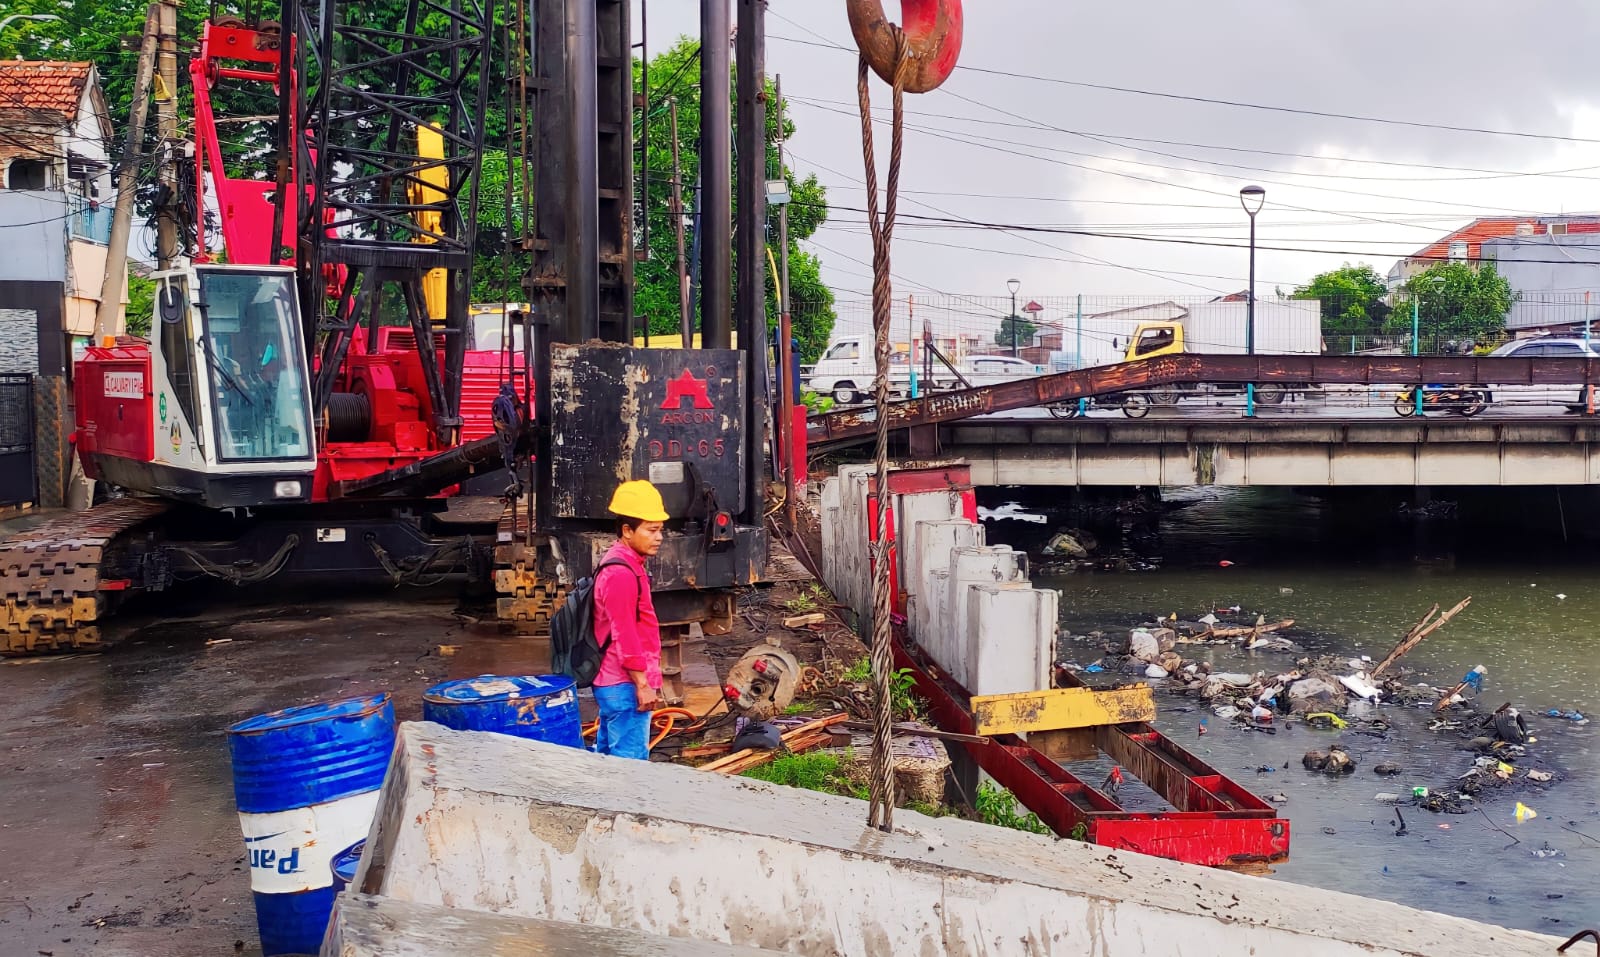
[{"xmin": 854, "ymin": 32, "xmax": 913, "ymax": 833}]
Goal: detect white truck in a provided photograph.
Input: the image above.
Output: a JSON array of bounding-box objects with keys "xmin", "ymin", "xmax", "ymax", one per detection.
[
  {"xmin": 806, "ymin": 334, "xmax": 1041, "ymax": 405},
  {"xmin": 1112, "ymin": 299, "xmax": 1321, "ymax": 407}
]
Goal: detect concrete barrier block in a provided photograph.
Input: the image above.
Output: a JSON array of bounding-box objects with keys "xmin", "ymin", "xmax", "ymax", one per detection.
[
  {"xmin": 944, "ymin": 545, "xmax": 1027, "ymax": 686},
  {"xmin": 966, "ymin": 583, "xmax": 1056, "ymax": 697},
  {"xmin": 910, "ymin": 519, "xmax": 981, "ymax": 663},
  {"xmin": 323, "ymin": 892, "xmax": 784, "ymax": 956},
  {"xmin": 908, "ymin": 518, "xmax": 981, "ymax": 632},
  {"xmin": 363, "ymin": 723, "xmax": 1560, "ymax": 957},
  {"xmin": 819, "ymin": 476, "xmax": 842, "ymax": 598},
  {"xmin": 896, "ymin": 492, "xmax": 966, "ymax": 604},
  {"xmin": 915, "ymin": 568, "xmax": 950, "ymax": 665}
]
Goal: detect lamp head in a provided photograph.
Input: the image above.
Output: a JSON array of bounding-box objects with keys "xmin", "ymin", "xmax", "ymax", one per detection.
[{"xmin": 1239, "ymin": 185, "xmax": 1266, "ymax": 217}]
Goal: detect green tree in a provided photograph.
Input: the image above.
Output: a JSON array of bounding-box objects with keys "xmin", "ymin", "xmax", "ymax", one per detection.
[
  {"xmin": 632, "ymin": 39, "xmax": 835, "ymax": 361},
  {"xmin": 124, "ymin": 273, "xmax": 156, "ymax": 337},
  {"xmin": 994, "ymin": 314, "xmax": 1037, "ymax": 350},
  {"xmin": 1292, "ymin": 263, "xmax": 1391, "ymax": 336},
  {"xmin": 1389, "ymin": 261, "xmax": 1517, "ymax": 347}
]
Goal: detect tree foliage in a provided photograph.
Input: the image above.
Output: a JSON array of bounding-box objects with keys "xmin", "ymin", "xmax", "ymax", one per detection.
[
  {"xmin": 1292, "ymin": 263, "xmax": 1391, "ymax": 335},
  {"xmin": 1390, "ymin": 262, "xmax": 1517, "ymax": 346},
  {"xmin": 632, "ymin": 39, "xmax": 835, "ymax": 361},
  {"xmin": 994, "ymin": 314, "xmax": 1037, "ymax": 349},
  {"xmin": 4, "ymin": 15, "xmax": 837, "ymax": 359}
]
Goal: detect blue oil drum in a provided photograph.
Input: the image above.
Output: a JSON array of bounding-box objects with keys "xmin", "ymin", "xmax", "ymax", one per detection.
[
  {"xmin": 227, "ymin": 694, "xmax": 395, "ymax": 956},
  {"xmin": 422, "ymin": 674, "xmax": 582, "ymax": 747},
  {"xmin": 329, "ymin": 840, "xmax": 365, "ymax": 895}
]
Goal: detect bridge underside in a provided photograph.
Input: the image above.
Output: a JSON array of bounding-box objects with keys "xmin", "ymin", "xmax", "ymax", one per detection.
[{"xmin": 944, "ymin": 418, "xmax": 1600, "ymax": 486}]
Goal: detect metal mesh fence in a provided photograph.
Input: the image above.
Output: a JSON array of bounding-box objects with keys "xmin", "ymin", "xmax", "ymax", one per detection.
[{"xmin": 794, "ymin": 292, "xmax": 1600, "ymax": 366}]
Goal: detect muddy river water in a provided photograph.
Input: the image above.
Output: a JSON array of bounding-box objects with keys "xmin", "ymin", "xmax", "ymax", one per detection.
[{"xmin": 991, "ymin": 487, "xmax": 1600, "ymax": 935}]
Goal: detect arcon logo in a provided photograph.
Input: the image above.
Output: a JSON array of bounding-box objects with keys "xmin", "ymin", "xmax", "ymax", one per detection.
[{"xmin": 660, "ymin": 369, "xmax": 714, "ymax": 410}]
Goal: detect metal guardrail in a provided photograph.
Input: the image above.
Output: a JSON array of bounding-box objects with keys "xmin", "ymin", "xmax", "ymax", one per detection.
[{"xmin": 807, "ymin": 355, "xmax": 1600, "ymax": 445}]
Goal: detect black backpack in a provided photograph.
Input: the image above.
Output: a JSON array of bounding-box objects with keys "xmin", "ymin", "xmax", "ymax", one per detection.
[{"xmin": 549, "ymin": 558, "xmax": 632, "ymax": 688}]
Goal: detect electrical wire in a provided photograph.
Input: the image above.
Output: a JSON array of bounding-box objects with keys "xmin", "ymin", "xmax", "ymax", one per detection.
[{"xmin": 769, "ymin": 29, "xmax": 1600, "ymax": 145}]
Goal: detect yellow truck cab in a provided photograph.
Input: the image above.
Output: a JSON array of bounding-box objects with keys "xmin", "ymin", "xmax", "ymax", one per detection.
[{"xmin": 1124, "ymin": 322, "xmax": 1183, "ymax": 362}]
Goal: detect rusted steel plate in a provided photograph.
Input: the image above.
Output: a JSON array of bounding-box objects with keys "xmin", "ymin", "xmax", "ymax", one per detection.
[
  {"xmin": 970, "ymin": 685, "xmax": 1156, "ymax": 736},
  {"xmin": 809, "ymin": 355, "xmax": 1600, "ymax": 443}
]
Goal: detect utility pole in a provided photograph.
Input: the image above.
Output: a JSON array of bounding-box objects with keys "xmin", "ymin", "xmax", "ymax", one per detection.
[
  {"xmin": 154, "ymin": 0, "xmax": 180, "ymax": 267},
  {"xmin": 775, "ymin": 73, "xmax": 797, "ymax": 524},
  {"xmin": 669, "ymin": 99, "xmax": 690, "ymax": 345},
  {"xmin": 93, "ymin": 2, "xmax": 161, "ymax": 342},
  {"xmin": 906, "ymin": 293, "xmax": 917, "ymax": 398}
]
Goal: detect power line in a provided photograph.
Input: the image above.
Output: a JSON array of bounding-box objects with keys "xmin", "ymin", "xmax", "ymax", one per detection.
[
  {"xmin": 792, "ymin": 96, "xmax": 1537, "ymax": 225},
  {"xmin": 789, "ymin": 148, "xmax": 1231, "ymax": 293},
  {"xmin": 811, "ymin": 202, "xmax": 1600, "ymax": 267},
  {"xmin": 769, "ymin": 30, "xmax": 1600, "ymax": 145},
  {"xmin": 784, "ymin": 93, "xmax": 1600, "ymax": 181}
]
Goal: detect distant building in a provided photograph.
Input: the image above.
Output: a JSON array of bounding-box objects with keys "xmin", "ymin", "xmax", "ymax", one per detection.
[
  {"xmin": 1482, "ymin": 230, "xmax": 1600, "ymax": 332},
  {"xmin": 1387, "ymin": 216, "xmax": 1600, "ymax": 287},
  {"xmin": 0, "ymin": 61, "xmax": 122, "ymax": 506}
]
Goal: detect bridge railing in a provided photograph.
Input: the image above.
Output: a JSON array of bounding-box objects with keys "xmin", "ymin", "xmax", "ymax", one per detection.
[{"xmin": 806, "ymin": 355, "xmax": 1600, "ymax": 447}]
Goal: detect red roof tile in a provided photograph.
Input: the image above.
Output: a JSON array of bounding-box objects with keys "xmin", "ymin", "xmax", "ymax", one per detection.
[
  {"xmin": 0, "ymin": 61, "xmax": 94, "ymax": 120},
  {"xmin": 1409, "ymin": 217, "xmax": 1541, "ymax": 262}
]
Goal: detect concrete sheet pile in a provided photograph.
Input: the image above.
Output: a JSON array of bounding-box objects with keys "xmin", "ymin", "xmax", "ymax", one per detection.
[
  {"xmin": 820, "ymin": 466, "xmax": 1056, "ymax": 697},
  {"xmin": 356, "ymin": 722, "xmax": 1559, "ymax": 957},
  {"xmin": 323, "ymin": 892, "xmax": 784, "ymax": 956}
]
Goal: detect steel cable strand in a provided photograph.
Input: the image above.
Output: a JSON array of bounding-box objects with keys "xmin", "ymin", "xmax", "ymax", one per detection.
[{"xmin": 857, "ymin": 33, "xmax": 911, "ymax": 832}]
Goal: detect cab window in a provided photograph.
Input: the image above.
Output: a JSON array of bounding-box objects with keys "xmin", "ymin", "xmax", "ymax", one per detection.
[
  {"xmin": 823, "ymin": 341, "xmax": 860, "ymax": 361},
  {"xmin": 1133, "ymin": 327, "xmax": 1175, "ymax": 357}
]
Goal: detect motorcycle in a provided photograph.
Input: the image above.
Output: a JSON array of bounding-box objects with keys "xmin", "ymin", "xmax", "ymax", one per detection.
[
  {"xmin": 1392, "ymin": 385, "xmax": 1491, "ymax": 417},
  {"xmin": 1048, "ymin": 392, "xmax": 1150, "ymax": 419}
]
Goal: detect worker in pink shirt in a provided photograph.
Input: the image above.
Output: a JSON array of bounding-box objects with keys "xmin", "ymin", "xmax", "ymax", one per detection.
[{"xmin": 590, "ymin": 480, "xmax": 668, "ymax": 759}]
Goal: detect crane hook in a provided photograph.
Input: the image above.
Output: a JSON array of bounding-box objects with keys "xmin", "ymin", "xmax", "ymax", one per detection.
[{"xmin": 846, "ymin": 0, "xmax": 964, "ymax": 94}]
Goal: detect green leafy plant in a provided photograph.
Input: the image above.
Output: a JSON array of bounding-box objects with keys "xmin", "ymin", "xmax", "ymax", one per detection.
[
  {"xmin": 889, "ymin": 667, "xmax": 922, "ymax": 721},
  {"xmin": 800, "ymin": 390, "xmax": 835, "ymax": 414},
  {"xmin": 783, "ymin": 592, "xmax": 818, "ymax": 614},
  {"xmin": 974, "ymin": 782, "xmax": 1052, "ymax": 835},
  {"xmin": 843, "ymin": 657, "xmax": 871, "ymax": 684}
]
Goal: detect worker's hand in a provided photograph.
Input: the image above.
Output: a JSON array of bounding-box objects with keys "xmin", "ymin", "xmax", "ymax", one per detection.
[{"xmin": 634, "ymin": 683, "xmax": 660, "ymax": 712}]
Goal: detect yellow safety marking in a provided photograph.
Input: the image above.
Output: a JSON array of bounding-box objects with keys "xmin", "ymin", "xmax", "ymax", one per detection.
[{"xmin": 970, "ymin": 685, "xmax": 1156, "ymax": 736}]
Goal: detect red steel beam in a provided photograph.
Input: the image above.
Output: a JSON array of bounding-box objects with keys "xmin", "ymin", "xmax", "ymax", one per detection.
[
  {"xmin": 892, "ymin": 633, "xmax": 1290, "ymax": 868},
  {"xmin": 809, "ymin": 354, "xmax": 1600, "ymax": 444}
]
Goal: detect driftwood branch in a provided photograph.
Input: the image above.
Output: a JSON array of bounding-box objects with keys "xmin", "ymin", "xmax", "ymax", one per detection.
[
  {"xmin": 1205, "ymin": 618, "xmax": 1294, "ymax": 639},
  {"xmin": 1372, "ymin": 596, "xmax": 1470, "ymax": 678}
]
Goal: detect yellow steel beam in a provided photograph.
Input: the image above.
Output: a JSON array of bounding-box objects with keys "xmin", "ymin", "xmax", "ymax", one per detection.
[{"xmin": 970, "ymin": 685, "xmax": 1156, "ymax": 736}]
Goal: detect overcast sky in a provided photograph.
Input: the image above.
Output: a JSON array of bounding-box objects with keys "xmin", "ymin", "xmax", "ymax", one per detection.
[{"xmin": 640, "ymin": 2, "xmax": 1600, "ymax": 336}]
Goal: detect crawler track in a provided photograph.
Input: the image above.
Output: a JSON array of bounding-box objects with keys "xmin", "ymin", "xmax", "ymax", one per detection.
[{"xmin": 0, "ymin": 498, "xmax": 170, "ymax": 656}]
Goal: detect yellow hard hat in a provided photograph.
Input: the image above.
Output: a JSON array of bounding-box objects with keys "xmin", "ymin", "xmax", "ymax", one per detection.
[{"xmin": 608, "ymin": 480, "xmax": 669, "ymax": 522}]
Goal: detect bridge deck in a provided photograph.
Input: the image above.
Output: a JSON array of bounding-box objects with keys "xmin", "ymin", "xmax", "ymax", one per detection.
[{"xmin": 808, "ymin": 354, "xmax": 1600, "ymax": 449}]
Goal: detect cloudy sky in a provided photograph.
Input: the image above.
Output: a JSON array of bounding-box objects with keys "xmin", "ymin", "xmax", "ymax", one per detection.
[{"xmin": 641, "ymin": 2, "xmax": 1600, "ymax": 336}]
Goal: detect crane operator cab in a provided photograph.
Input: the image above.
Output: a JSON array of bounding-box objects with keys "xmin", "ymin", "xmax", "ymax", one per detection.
[{"xmin": 143, "ymin": 263, "xmax": 317, "ymax": 505}]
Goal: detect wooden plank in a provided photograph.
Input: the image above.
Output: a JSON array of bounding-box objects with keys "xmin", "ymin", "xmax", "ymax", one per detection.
[
  {"xmin": 970, "ymin": 686, "xmax": 1156, "ymax": 736},
  {"xmin": 698, "ymin": 713, "xmax": 849, "ymax": 773}
]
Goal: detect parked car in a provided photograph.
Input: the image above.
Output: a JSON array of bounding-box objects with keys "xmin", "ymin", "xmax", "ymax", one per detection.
[{"xmin": 1486, "ymin": 336, "xmax": 1600, "ymax": 412}]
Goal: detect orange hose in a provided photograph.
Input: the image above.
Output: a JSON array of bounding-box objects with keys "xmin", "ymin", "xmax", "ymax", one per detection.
[{"xmin": 585, "ymin": 706, "xmax": 708, "ymax": 749}]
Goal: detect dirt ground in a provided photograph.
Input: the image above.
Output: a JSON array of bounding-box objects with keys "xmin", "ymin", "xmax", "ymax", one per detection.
[{"xmin": 0, "ymin": 559, "xmax": 857, "ymax": 957}]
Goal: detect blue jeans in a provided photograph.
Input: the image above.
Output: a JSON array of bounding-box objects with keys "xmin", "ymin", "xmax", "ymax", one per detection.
[{"xmin": 592, "ymin": 683, "xmax": 651, "ymax": 760}]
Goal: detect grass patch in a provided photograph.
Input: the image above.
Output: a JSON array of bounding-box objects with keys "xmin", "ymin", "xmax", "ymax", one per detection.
[
  {"xmin": 974, "ymin": 782, "xmax": 1052, "ymax": 835},
  {"xmin": 743, "ymin": 751, "xmax": 855, "ymax": 796}
]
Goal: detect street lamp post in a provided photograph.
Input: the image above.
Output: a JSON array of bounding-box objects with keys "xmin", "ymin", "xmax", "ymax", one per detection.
[
  {"xmin": 1007, "ymin": 278, "xmax": 1021, "ymax": 357},
  {"xmin": 0, "ymin": 13, "xmax": 60, "ymax": 34},
  {"xmin": 1239, "ymin": 185, "xmax": 1265, "ymax": 417}
]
